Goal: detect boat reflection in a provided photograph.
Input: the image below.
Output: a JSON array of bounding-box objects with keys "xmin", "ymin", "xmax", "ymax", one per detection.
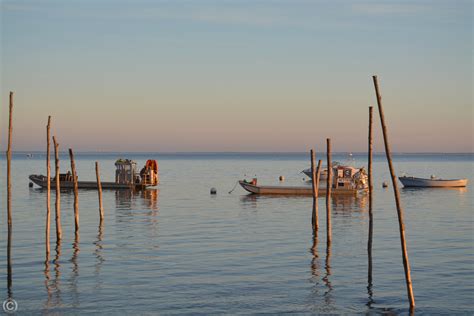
[
  {"xmin": 115, "ymin": 189, "xmax": 159, "ymax": 210},
  {"xmin": 331, "ymin": 194, "xmax": 368, "ymax": 213},
  {"xmin": 239, "ymin": 194, "xmax": 368, "ymax": 213}
]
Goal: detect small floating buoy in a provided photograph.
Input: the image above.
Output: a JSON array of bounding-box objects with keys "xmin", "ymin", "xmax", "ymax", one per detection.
[
  {"xmin": 279, "ymin": 176, "xmax": 285, "ymax": 181},
  {"xmin": 382, "ymin": 182, "xmax": 388, "ymax": 188},
  {"xmin": 29, "ymin": 182, "xmax": 33, "ymax": 188},
  {"xmin": 210, "ymin": 187, "xmax": 217, "ymax": 195}
]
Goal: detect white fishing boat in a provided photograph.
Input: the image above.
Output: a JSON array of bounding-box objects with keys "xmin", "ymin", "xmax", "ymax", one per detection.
[
  {"xmin": 302, "ymin": 161, "xmax": 344, "ymax": 180},
  {"xmin": 302, "ymin": 168, "xmax": 328, "ymax": 180},
  {"xmin": 398, "ymin": 176, "xmax": 468, "ymax": 188},
  {"xmin": 240, "ymin": 165, "xmax": 368, "ymax": 196}
]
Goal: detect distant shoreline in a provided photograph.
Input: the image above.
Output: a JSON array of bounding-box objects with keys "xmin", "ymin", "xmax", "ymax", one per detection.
[{"xmin": 5, "ymin": 151, "xmax": 474, "ymax": 155}]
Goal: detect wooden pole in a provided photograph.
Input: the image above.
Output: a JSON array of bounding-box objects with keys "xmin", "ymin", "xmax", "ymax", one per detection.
[
  {"xmin": 310, "ymin": 150, "xmax": 318, "ymax": 230},
  {"xmin": 46, "ymin": 116, "xmax": 51, "ymax": 261},
  {"xmin": 372, "ymin": 75, "xmax": 415, "ymax": 309},
  {"xmin": 326, "ymin": 138, "xmax": 332, "ymax": 244},
  {"xmin": 7, "ymin": 92, "xmax": 13, "ymax": 230},
  {"xmin": 53, "ymin": 136, "xmax": 62, "ymax": 241},
  {"xmin": 367, "ymin": 106, "xmax": 374, "ymax": 286},
  {"xmin": 95, "ymin": 161, "xmax": 104, "ymax": 222},
  {"xmin": 6, "ymin": 92, "xmax": 13, "ymax": 297},
  {"xmin": 69, "ymin": 148, "xmax": 79, "ymax": 234},
  {"xmin": 311, "ymin": 150, "xmax": 322, "ymax": 232}
]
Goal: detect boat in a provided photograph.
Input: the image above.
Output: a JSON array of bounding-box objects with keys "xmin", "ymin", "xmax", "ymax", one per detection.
[
  {"xmin": 398, "ymin": 176, "xmax": 468, "ymax": 188},
  {"xmin": 240, "ymin": 165, "xmax": 368, "ymax": 196},
  {"xmin": 302, "ymin": 168, "xmax": 328, "ymax": 180},
  {"xmin": 302, "ymin": 161, "xmax": 343, "ymax": 180},
  {"xmin": 29, "ymin": 159, "xmax": 159, "ymax": 190}
]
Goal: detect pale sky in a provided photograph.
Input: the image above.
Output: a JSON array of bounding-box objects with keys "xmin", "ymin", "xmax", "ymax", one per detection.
[{"xmin": 1, "ymin": 0, "xmax": 472, "ymax": 152}]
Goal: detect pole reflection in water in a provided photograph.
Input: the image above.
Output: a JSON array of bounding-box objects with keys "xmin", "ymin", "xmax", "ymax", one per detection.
[
  {"xmin": 43, "ymin": 248, "xmax": 52, "ymax": 309},
  {"xmin": 94, "ymin": 221, "xmax": 105, "ymax": 291},
  {"xmin": 310, "ymin": 230, "xmax": 320, "ymax": 280},
  {"xmin": 69, "ymin": 234, "xmax": 80, "ymax": 308},
  {"xmin": 44, "ymin": 240, "xmax": 63, "ymax": 310},
  {"xmin": 7, "ymin": 228, "xmax": 13, "ymax": 301},
  {"xmin": 323, "ymin": 239, "xmax": 333, "ymax": 306},
  {"xmin": 53, "ymin": 240, "xmax": 63, "ymax": 307}
]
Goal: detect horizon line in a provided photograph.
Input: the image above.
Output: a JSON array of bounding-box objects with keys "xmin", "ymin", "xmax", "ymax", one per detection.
[{"xmin": 6, "ymin": 150, "xmax": 474, "ymax": 155}]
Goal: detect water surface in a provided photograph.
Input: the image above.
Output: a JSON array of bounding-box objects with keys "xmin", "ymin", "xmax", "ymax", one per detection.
[{"xmin": 0, "ymin": 153, "xmax": 472, "ymax": 314}]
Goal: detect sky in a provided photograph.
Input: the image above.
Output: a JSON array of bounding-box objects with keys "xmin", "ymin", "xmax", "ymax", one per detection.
[{"xmin": 0, "ymin": 0, "xmax": 472, "ymax": 152}]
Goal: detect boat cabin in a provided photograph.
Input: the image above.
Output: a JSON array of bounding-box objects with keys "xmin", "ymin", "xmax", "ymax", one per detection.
[
  {"xmin": 115, "ymin": 159, "xmax": 137, "ymax": 184},
  {"xmin": 115, "ymin": 159, "xmax": 159, "ymax": 186},
  {"xmin": 332, "ymin": 166, "xmax": 367, "ymax": 191}
]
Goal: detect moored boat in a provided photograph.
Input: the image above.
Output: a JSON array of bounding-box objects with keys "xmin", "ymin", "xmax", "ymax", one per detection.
[
  {"xmin": 398, "ymin": 176, "xmax": 468, "ymax": 188},
  {"xmin": 29, "ymin": 159, "xmax": 159, "ymax": 190},
  {"xmin": 240, "ymin": 165, "xmax": 368, "ymax": 196}
]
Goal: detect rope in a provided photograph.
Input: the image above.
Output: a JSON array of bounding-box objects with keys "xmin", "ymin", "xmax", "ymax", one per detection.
[{"xmin": 228, "ymin": 181, "xmax": 239, "ymax": 194}]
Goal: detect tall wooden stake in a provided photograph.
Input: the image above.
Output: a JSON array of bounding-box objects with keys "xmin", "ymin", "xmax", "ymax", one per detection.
[
  {"xmin": 46, "ymin": 116, "xmax": 51, "ymax": 260},
  {"xmin": 95, "ymin": 161, "xmax": 104, "ymax": 222},
  {"xmin": 326, "ymin": 138, "xmax": 332, "ymax": 244},
  {"xmin": 7, "ymin": 92, "xmax": 13, "ymax": 231},
  {"xmin": 372, "ymin": 75, "xmax": 415, "ymax": 309},
  {"xmin": 367, "ymin": 106, "xmax": 374, "ymax": 296},
  {"xmin": 69, "ymin": 148, "xmax": 79, "ymax": 234},
  {"xmin": 53, "ymin": 136, "xmax": 62, "ymax": 241},
  {"xmin": 310, "ymin": 150, "xmax": 318, "ymax": 230},
  {"xmin": 313, "ymin": 160, "xmax": 321, "ymax": 235},
  {"xmin": 6, "ymin": 92, "xmax": 14, "ymax": 296}
]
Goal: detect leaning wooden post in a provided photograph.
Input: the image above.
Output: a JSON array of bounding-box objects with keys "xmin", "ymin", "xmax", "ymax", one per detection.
[
  {"xmin": 53, "ymin": 136, "xmax": 62, "ymax": 241},
  {"xmin": 367, "ymin": 106, "xmax": 374, "ymax": 286},
  {"xmin": 310, "ymin": 150, "xmax": 318, "ymax": 230},
  {"xmin": 69, "ymin": 148, "xmax": 79, "ymax": 234},
  {"xmin": 46, "ymin": 116, "xmax": 51, "ymax": 260},
  {"xmin": 7, "ymin": 92, "xmax": 13, "ymax": 231},
  {"xmin": 95, "ymin": 161, "xmax": 104, "ymax": 222},
  {"xmin": 312, "ymin": 158, "xmax": 323, "ymax": 232},
  {"xmin": 326, "ymin": 138, "xmax": 332, "ymax": 244},
  {"xmin": 372, "ymin": 75, "xmax": 415, "ymax": 309}
]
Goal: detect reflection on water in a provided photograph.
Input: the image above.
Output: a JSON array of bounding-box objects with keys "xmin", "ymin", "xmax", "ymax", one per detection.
[
  {"xmin": 94, "ymin": 222, "xmax": 105, "ymax": 291},
  {"xmin": 323, "ymin": 241, "xmax": 333, "ymax": 306},
  {"xmin": 7, "ymin": 228, "xmax": 13, "ymax": 300},
  {"xmin": 5, "ymin": 154, "xmax": 474, "ymax": 314},
  {"xmin": 69, "ymin": 235, "xmax": 80, "ymax": 308},
  {"xmin": 115, "ymin": 189, "xmax": 159, "ymax": 210},
  {"xmin": 44, "ymin": 240, "xmax": 63, "ymax": 310},
  {"xmin": 332, "ymin": 195, "xmax": 368, "ymax": 213}
]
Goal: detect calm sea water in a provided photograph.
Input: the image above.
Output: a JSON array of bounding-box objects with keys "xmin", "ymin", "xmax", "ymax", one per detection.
[{"xmin": 0, "ymin": 152, "xmax": 472, "ymax": 314}]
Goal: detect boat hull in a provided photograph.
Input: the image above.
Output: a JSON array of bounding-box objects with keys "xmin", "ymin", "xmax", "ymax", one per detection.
[
  {"xmin": 29, "ymin": 175, "xmax": 151, "ymax": 190},
  {"xmin": 239, "ymin": 181, "xmax": 364, "ymax": 196},
  {"xmin": 398, "ymin": 176, "xmax": 468, "ymax": 188}
]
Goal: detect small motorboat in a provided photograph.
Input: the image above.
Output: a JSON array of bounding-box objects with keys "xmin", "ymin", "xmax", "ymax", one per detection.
[
  {"xmin": 240, "ymin": 165, "xmax": 368, "ymax": 196},
  {"xmin": 398, "ymin": 176, "xmax": 468, "ymax": 188},
  {"xmin": 302, "ymin": 161, "xmax": 344, "ymax": 180},
  {"xmin": 302, "ymin": 168, "xmax": 328, "ymax": 180},
  {"xmin": 29, "ymin": 159, "xmax": 159, "ymax": 190}
]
